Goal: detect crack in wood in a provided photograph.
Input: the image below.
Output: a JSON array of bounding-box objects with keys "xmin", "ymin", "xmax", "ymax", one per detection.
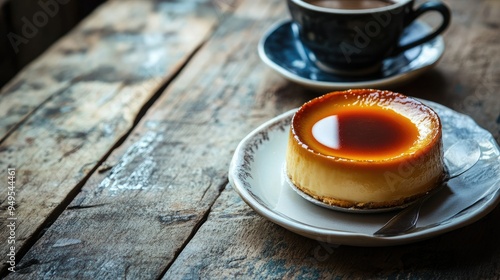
[
  {"xmin": 66, "ymin": 204, "xmax": 107, "ymax": 210},
  {"xmin": 157, "ymin": 212, "xmax": 198, "ymax": 226},
  {"xmin": 156, "ymin": 181, "xmax": 228, "ymax": 280},
  {"xmin": 13, "ymin": 258, "xmax": 41, "ymax": 273},
  {"xmin": 0, "ymin": 83, "xmax": 72, "ymax": 145},
  {"xmin": 60, "ymin": 143, "xmax": 85, "ymax": 160},
  {"xmin": 199, "ymin": 178, "xmax": 214, "ymax": 203},
  {"xmin": 0, "ymin": 26, "xmax": 213, "ymax": 280},
  {"xmin": 97, "ymin": 162, "xmax": 114, "ymax": 173}
]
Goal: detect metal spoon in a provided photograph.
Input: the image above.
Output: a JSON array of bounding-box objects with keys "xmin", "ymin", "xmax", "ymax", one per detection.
[{"xmin": 373, "ymin": 139, "xmax": 481, "ymax": 237}]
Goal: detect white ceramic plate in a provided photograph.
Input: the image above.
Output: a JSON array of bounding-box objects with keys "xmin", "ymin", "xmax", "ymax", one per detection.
[{"xmin": 229, "ymin": 100, "xmax": 500, "ymax": 246}]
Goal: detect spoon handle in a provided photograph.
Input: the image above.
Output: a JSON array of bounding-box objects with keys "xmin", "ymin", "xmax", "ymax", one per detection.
[
  {"xmin": 373, "ymin": 139, "xmax": 481, "ymax": 237},
  {"xmin": 373, "ymin": 197, "xmax": 426, "ymax": 237}
]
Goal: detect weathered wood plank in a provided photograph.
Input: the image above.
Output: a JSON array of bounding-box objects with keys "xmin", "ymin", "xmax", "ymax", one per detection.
[
  {"xmin": 0, "ymin": 0, "xmax": 227, "ymax": 275},
  {"xmin": 0, "ymin": 0, "xmax": 86, "ymax": 125},
  {"xmin": 0, "ymin": 0, "xmax": 221, "ymax": 140},
  {"xmin": 164, "ymin": 184, "xmax": 500, "ymax": 279},
  {"xmin": 164, "ymin": 0, "xmax": 500, "ymax": 278},
  {"xmin": 5, "ymin": 0, "xmax": 304, "ymax": 278},
  {"xmin": 6, "ymin": 0, "xmax": 500, "ymax": 279}
]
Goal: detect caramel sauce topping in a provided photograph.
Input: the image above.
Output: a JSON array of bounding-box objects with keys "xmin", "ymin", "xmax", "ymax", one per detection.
[
  {"xmin": 293, "ymin": 90, "xmax": 424, "ymax": 161},
  {"xmin": 309, "ymin": 106, "xmax": 419, "ymax": 160}
]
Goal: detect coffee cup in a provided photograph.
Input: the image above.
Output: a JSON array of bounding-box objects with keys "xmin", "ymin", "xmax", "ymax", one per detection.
[{"xmin": 287, "ymin": 0, "xmax": 451, "ymax": 75}]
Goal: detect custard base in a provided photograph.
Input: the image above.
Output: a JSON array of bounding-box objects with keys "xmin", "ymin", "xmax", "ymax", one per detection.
[
  {"xmin": 290, "ymin": 176, "xmax": 442, "ymax": 209},
  {"xmin": 285, "ymin": 131, "xmax": 445, "ymax": 209}
]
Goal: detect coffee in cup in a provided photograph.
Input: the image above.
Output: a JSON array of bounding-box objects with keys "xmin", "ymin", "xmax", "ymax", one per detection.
[
  {"xmin": 287, "ymin": 0, "xmax": 451, "ymax": 75},
  {"xmin": 305, "ymin": 0, "xmax": 396, "ymax": 10}
]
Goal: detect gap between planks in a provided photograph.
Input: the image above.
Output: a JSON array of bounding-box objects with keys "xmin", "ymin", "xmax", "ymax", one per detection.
[
  {"xmin": 156, "ymin": 181, "xmax": 229, "ymax": 280},
  {"xmin": 0, "ymin": 39, "xmax": 210, "ymax": 279}
]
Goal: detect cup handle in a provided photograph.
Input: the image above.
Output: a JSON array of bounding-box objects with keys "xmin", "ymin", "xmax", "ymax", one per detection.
[{"xmin": 394, "ymin": 1, "xmax": 451, "ymax": 54}]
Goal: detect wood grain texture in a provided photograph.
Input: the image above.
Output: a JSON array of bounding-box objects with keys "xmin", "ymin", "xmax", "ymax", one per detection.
[
  {"xmin": 0, "ymin": 0, "xmax": 219, "ymax": 140},
  {"xmin": 0, "ymin": 0, "xmax": 226, "ymax": 275},
  {"xmin": 3, "ymin": 0, "xmax": 500, "ymax": 279},
  {"xmin": 6, "ymin": 0, "xmax": 304, "ymax": 277},
  {"xmin": 164, "ymin": 185, "xmax": 500, "ymax": 279},
  {"xmin": 165, "ymin": 0, "xmax": 500, "ymax": 278}
]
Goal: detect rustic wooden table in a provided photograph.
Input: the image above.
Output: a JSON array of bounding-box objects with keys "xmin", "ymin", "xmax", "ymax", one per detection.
[{"xmin": 1, "ymin": 0, "xmax": 499, "ymax": 278}]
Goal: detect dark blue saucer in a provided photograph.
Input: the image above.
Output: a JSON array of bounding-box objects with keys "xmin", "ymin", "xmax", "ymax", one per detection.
[{"xmin": 258, "ymin": 20, "xmax": 444, "ymax": 91}]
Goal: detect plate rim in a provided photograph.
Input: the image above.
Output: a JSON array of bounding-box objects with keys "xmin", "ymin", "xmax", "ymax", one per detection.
[
  {"xmin": 257, "ymin": 19, "xmax": 445, "ymax": 91},
  {"xmin": 229, "ymin": 101, "xmax": 500, "ymax": 246}
]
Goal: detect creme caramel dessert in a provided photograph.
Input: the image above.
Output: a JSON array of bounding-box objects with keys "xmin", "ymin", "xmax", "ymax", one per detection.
[{"xmin": 285, "ymin": 89, "xmax": 445, "ymax": 209}]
